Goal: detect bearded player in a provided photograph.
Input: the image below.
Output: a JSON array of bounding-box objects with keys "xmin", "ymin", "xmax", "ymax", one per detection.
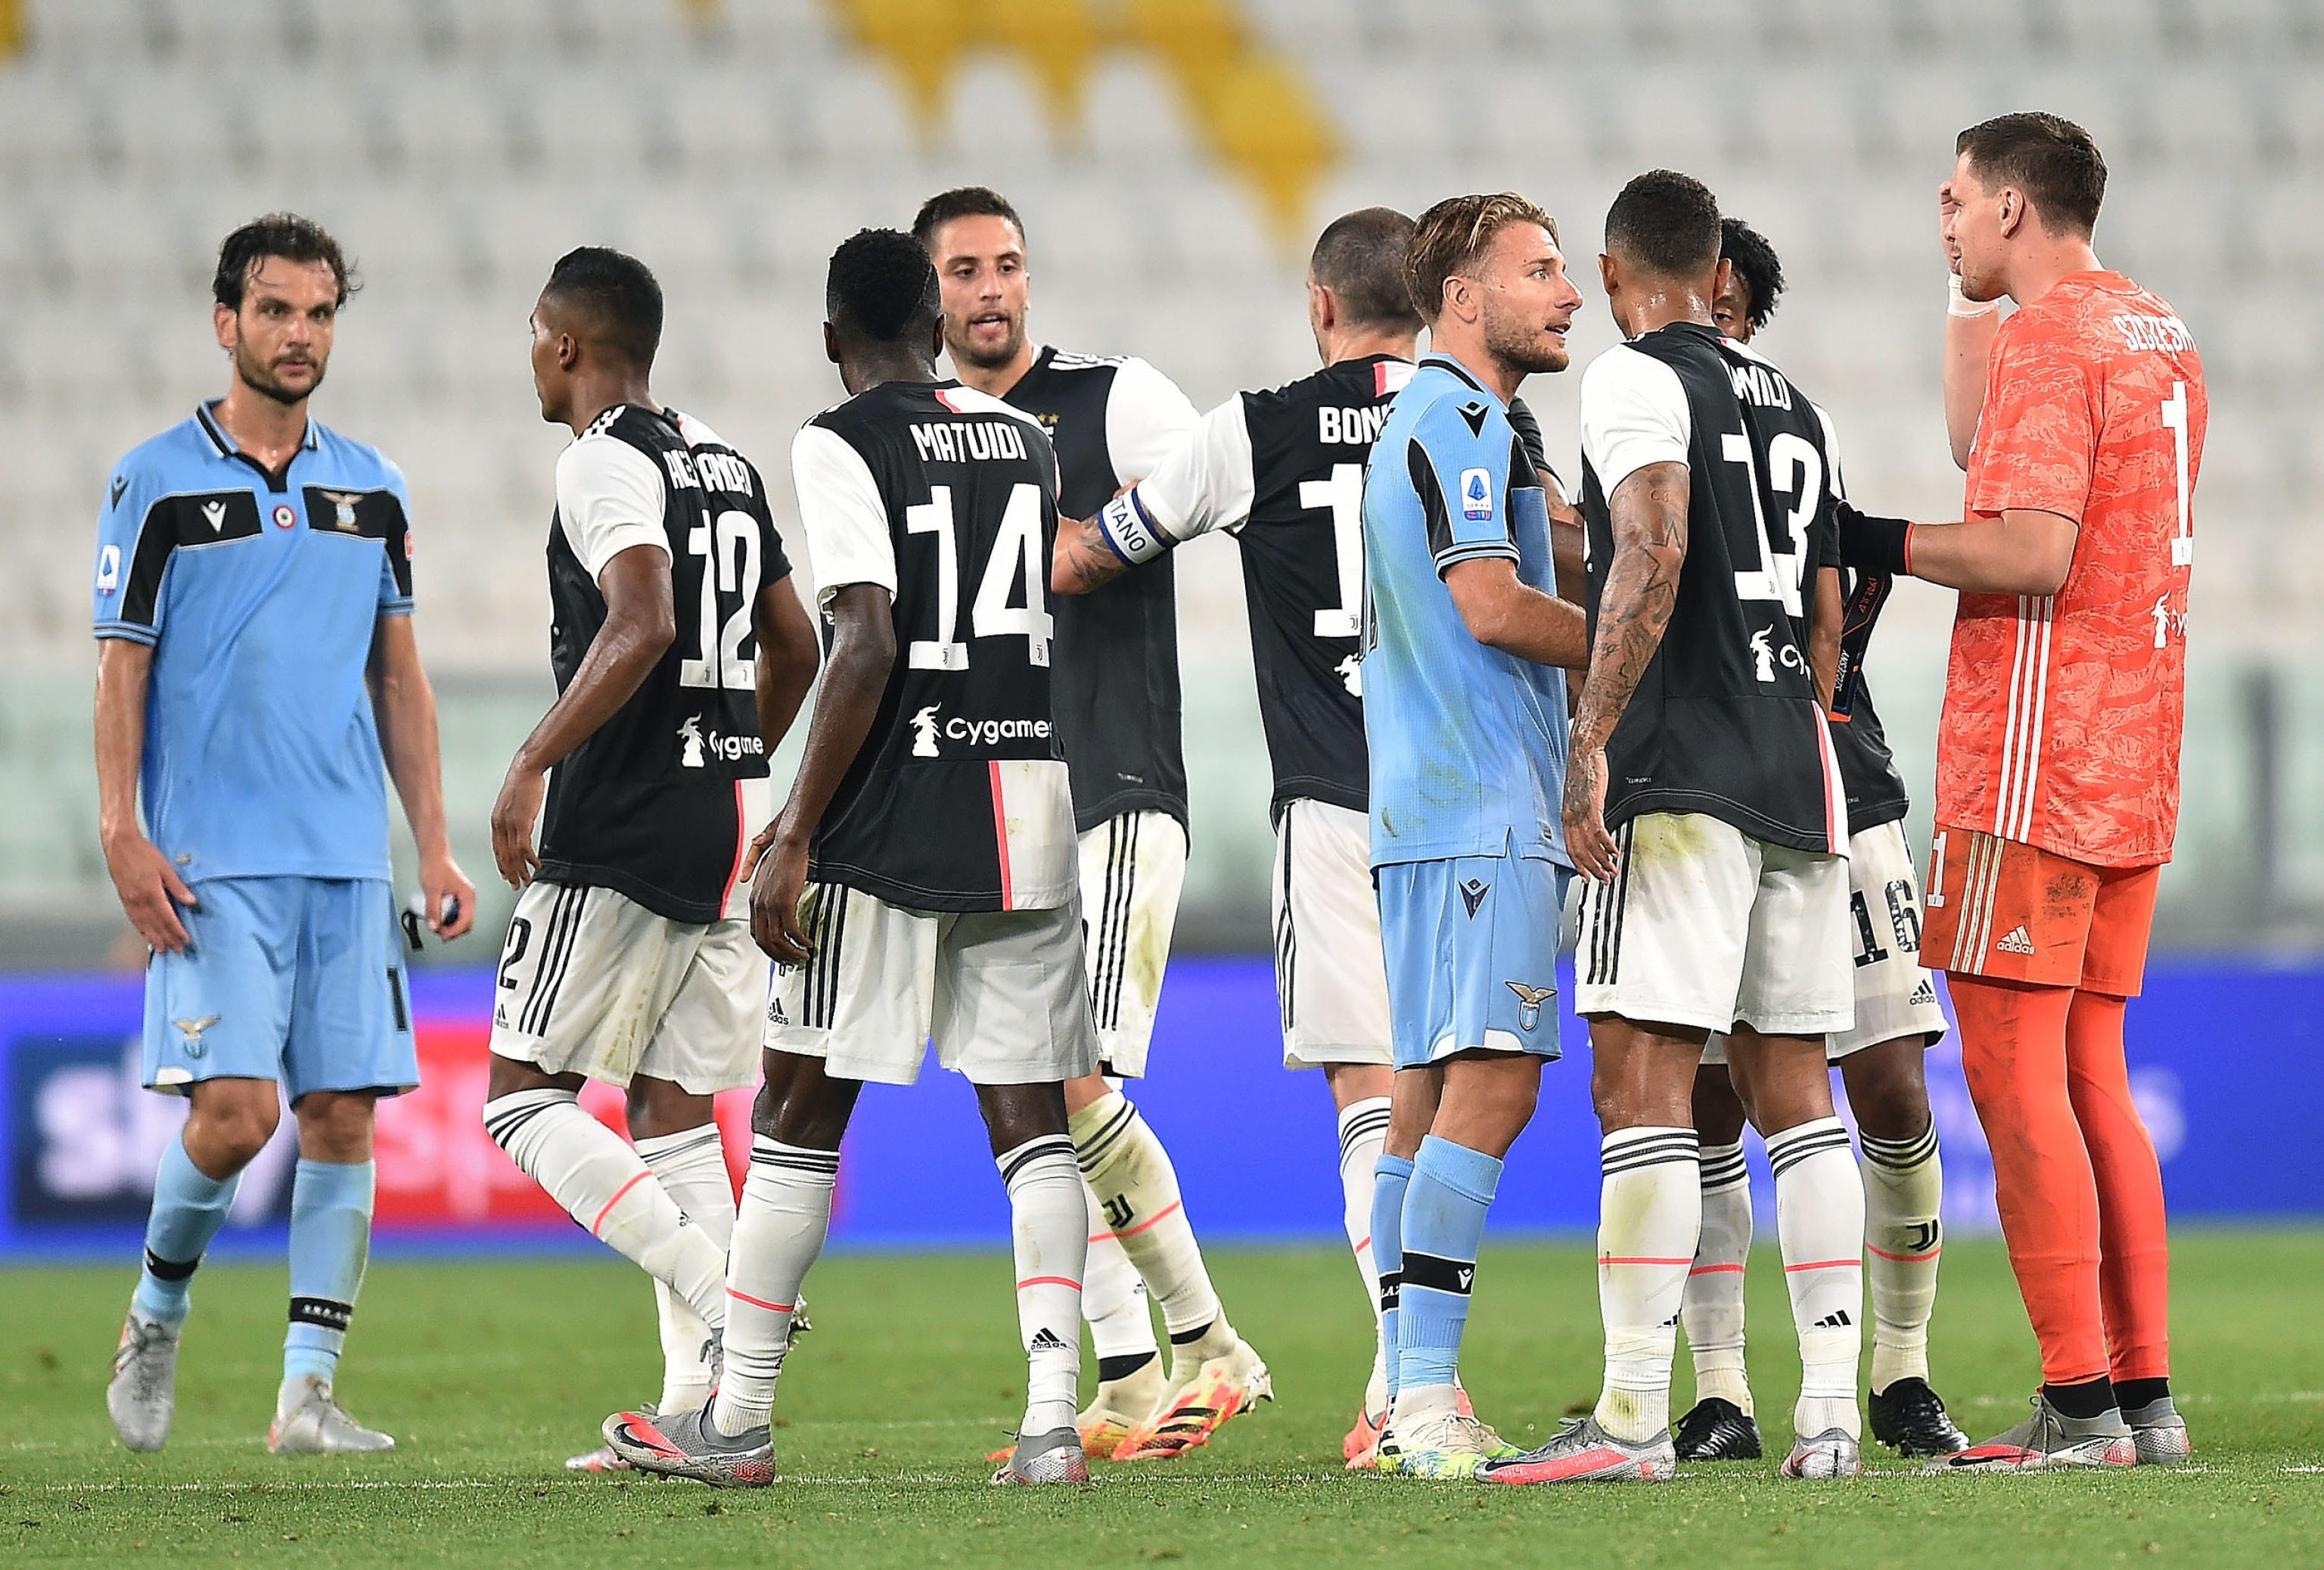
[
  {"xmin": 98, "ymin": 215, "xmax": 477, "ymax": 1457},
  {"xmin": 1669, "ymin": 218, "xmax": 1969, "ymax": 1463},
  {"xmin": 1843, "ymin": 113, "xmax": 2203, "ymax": 1471},
  {"xmin": 918, "ymin": 187, "xmax": 1269, "ymax": 1462},
  {"xmin": 1360, "ymin": 193, "xmax": 1591, "ymax": 1478},
  {"xmin": 1487, "ymin": 173, "xmax": 1861, "ymax": 1485}
]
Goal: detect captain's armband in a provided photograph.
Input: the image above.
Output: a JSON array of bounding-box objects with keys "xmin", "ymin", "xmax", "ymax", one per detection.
[{"xmin": 1095, "ymin": 490, "xmax": 1171, "ymax": 566}]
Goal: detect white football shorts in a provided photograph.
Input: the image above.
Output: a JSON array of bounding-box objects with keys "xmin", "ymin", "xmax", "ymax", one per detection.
[
  {"xmin": 1272, "ymin": 798, "xmax": 1392, "ymax": 1069},
  {"xmin": 1577, "ymin": 810, "xmax": 1853, "ymax": 1040},
  {"xmin": 1702, "ymin": 816, "xmax": 1947, "ymax": 1064},
  {"xmin": 764, "ymin": 881, "xmax": 1100, "ymax": 1087},
  {"xmin": 489, "ymin": 880, "xmax": 766, "ymax": 1094},
  {"xmin": 1077, "ymin": 810, "xmax": 1187, "ymax": 1078}
]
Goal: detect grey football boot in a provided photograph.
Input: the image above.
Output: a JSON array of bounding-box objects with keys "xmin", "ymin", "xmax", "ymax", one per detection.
[
  {"xmin": 1780, "ymin": 1427, "xmax": 1864, "ymax": 1478},
  {"xmin": 991, "ymin": 1425, "xmax": 1092, "ymax": 1485},
  {"xmin": 2124, "ymin": 1394, "xmax": 2192, "ymax": 1466},
  {"xmin": 1925, "ymin": 1390, "xmax": 2134, "ymax": 1473},
  {"xmin": 603, "ymin": 1404, "xmax": 776, "ymax": 1488},
  {"xmin": 269, "ymin": 1374, "xmax": 396, "ymax": 1454},
  {"xmin": 107, "ymin": 1312, "xmax": 183, "ymax": 1453}
]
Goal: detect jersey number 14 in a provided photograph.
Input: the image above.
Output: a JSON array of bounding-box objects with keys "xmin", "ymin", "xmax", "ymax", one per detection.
[{"xmin": 906, "ymin": 483, "xmax": 1054, "ymax": 671}]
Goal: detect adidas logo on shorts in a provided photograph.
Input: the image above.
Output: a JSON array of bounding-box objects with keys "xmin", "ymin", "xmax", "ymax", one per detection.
[{"xmin": 1994, "ymin": 925, "xmax": 2037, "ymax": 956}]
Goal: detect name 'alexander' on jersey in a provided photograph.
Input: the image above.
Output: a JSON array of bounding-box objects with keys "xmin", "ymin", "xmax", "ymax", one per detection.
[{"xmin": 538, "ymin": 403, "xmax": 791, "ymax": 925}]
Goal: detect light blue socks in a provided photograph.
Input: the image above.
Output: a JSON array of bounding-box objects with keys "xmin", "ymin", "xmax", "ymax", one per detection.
[
  {"xmin": 1371, "ymin": 1152, "xmax": 1415, "ymax": 1410},
  {"xmin": 1396, "ymin": 1135, "xmax": 1502, "ymax": 1399},
  {"xmin": 283, "ymin": 1158, "xmax": 375, "ymax": 1388},
  {"xmin": 131, "ymin": 1131, "xmax": 241, "ymax": 1326}
]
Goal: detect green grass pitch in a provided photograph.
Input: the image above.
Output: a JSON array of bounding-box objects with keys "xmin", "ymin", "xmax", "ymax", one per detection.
[{"xmin": 2, "ymin": 1232, "xmax": 2319, "ymax": 1567}]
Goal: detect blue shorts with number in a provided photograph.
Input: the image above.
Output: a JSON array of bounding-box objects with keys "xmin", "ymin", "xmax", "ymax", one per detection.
[
  {"xmin": 1376, "ymin": 850, "xmax": 1571, "ymax": 1071},
  {"xmin": 141, "ymin": 876, "xmax": 418, "ymax": 1102}
]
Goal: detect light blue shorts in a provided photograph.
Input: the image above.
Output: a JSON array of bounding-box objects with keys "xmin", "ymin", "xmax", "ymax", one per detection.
[
  {"xmin": 1377, "ymin": 852, "xmax": 1571, "ymax": 1071},
  {"xmin": 141, "ymin": 877, "xmax": 418, "ymax": 1102}
]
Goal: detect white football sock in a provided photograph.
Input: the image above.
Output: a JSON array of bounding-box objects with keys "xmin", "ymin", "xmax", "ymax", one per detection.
[
  {"xmin": 1080, "ymin": 1208, "xmax": 1159, "ymax": 1372},
  {"xmin": 1768, "ymin": 1117, "xmax": 1866, "ymax": 1441},
  {"xmin": 711, "ymin": 1136, "xmax": 837, "ymax": 1436},
  {"xmin": 1682, "ymin": 1139, "xmax": 1754, "ymax": 1415},
  {"xmin": 1593, "ymin": 1126, "xmax": 1700, "ymax": 1444},
  {"xmin": 1070, "ymin": 1092, "xmax": 1227, "ymax": 1352},
  {"xmin": 483, "ymin": 1090, "xmax": 725, "ymax": 1331},
  {"xmin": 635, "ymin": 1123, "xmax": 736, "ymax": 1414},
  {"xmin": 1001, "ymin": 1135, "xmax": 1088, "ymax": 1437},
  {"xmin": 1337, "ymin": 1096, "xmax": 1392, "ymax": 1415},
  {"xmin": 1860, "ymin": 1119, "xmax": 1943, "ymax": 1394}
]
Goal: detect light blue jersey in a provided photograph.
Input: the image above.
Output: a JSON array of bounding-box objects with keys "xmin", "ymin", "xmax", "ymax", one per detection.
[
  {"xmin": 1359, "ymin": 356, "xmax": 1569, "ymax": 869},
  {"xmin": 93, "ymin": 402, "xmax": 415, "ymax": 884}
]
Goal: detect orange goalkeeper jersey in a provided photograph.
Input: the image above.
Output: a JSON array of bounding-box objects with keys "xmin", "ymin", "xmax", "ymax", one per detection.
[{"xmin": 1934, "ymin": 270, "xmax": 2206, "ymax": 869}]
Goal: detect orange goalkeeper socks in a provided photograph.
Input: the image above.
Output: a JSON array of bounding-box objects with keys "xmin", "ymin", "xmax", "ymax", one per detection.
[
  {"xmin": 1949, "ymin": 975, "xmax": 2111, "ymax": 1385},
  {"xmin": 2065, "ymin": 990, "xmax": 2173, "ymax": 1385}
]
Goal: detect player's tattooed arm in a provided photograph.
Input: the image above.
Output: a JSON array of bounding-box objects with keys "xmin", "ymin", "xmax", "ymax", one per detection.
[
  {"xmin": 491, "ymin": 543, "xmax": 676, "ymax": 888},
  {"xmin": 1563, "ymin": 459, "xmax": 1689, "ymax": 881},
  {"xmin": 751, "ymin": 584, "xmax": 895, "ymax": 965},
  {"xmin": 1051, "ymin": 510, "xmax": 1130, "ymax": 595}
]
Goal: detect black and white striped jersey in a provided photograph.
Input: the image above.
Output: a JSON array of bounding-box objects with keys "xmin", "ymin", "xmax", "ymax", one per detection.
[
  {"xmin": 1816, "ymin": 431, "xmax": 1912, "ymax": 835},
  {"xmin": 1829, "ymin": 585, "xmax": 1911, "ymax": 834},
  {"xmin": 538, "ymin": 403, "xmax": 788, "ymax": 925},
  {"xmin": 1125, "ymin": 354, "xmax": 1415, "ymax": 822},
  {"xmin": 1577, "ymin": 322, "xmax": 1845, "ymax": 853},
  {"xmin": 1000, "ymin": 347, "xmax": 1199, "ymax": 832},
  {"xmin": 791, "ymin": 378, "xmax": 1077, "ymax": 914}
]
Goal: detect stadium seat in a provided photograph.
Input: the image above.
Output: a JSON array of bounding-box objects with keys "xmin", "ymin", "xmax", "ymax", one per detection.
[{"xmin": 0, "ymin": 0, "xmax": 2312, "ymax": 934}]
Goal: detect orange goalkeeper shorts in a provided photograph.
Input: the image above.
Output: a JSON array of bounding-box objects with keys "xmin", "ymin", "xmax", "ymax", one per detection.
[{"xmin": 1920, "ymin": 827, "xmax": 2161, "ymax": 997}]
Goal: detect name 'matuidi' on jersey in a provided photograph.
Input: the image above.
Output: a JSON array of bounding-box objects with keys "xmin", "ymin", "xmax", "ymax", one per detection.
[
  {"xmin": 92, "ymin": 402, "xmax": 414, "ymax": 885},
  {"xmin": 1360, "ymin": 356, "xmax": 1571, "ymax": 869},
  {"xmin": 1001, "ymin": 347, "xmax": 1198, "ymax": 832},
  {"xmin": 539, "ymin": 404, "xmax": 791, "ymax": 925},
  {"xmin": 792, "ymin": 379, "xmax": 1077, "ymax": 913},
  {"xmin": 1578, "ymin": 321, "xmax": 1845, "ymax": 854},
  {"xmin": 1123, "ymin": 353, "xmax": 1415, "ymax": 821}
]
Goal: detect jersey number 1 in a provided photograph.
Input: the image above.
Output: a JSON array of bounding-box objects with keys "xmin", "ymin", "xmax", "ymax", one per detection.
[
  {"xmin": 1721, "ymin": 430, "xmax": 1822, "ymax": 617},
  {"xmin": 679, "ymin": 509, "xmax": 761, "ymax": 691},
  {"xmin": 906, "ymin": 483, "xmax": 1054, "ymax": 671},
  {"xmin": 1300, "ymin": 462, "xmax": 1365, "ymax": 639}
]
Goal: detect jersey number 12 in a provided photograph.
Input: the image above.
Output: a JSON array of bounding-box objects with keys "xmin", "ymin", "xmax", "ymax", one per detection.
[{"xmin": 679, "ymin": 509, "xmax": 762, "ymax": 691}]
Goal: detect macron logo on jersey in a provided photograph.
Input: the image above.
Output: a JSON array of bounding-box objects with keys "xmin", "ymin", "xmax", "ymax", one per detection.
[{"xmin": 1461, "ymin": 469, "xmax": 1493, "ymax": 521}]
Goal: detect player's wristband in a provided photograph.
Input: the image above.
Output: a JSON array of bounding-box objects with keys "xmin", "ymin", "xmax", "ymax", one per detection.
[
  {"xmin": 1947, "ymin": 272, "xmax": 1999, "ymax": 319},
  {"xmin": 1095, "ymin": 490, "xmax": 1170, "ymax": 567},
  {"xmin": 1836, "ymin": 502, "xmax": 1913, "ymax": 577}
]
